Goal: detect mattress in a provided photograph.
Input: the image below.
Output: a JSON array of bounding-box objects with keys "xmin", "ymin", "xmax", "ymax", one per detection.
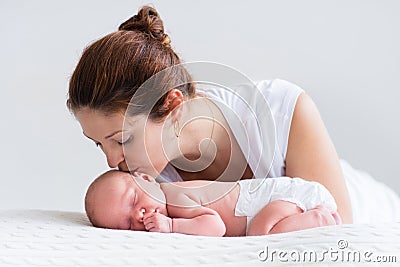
[{"xmin": 1, "ymin": 210, "xmax": 399, "ymax": 266}]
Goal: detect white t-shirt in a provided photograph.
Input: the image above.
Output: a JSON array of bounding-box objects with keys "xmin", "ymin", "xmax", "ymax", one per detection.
[
  {"xmin": 158, "ymin": 79, "xmax": 304, "ymax": 182},
  {"xmin": 158, "ymin": 78, "xmax": 400, "ymax": 224}
]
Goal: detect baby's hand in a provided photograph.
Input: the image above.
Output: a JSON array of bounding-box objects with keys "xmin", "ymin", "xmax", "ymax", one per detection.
[{"xmin": 143, "ymin": 210, "xmax": 173, "ymax": 233}]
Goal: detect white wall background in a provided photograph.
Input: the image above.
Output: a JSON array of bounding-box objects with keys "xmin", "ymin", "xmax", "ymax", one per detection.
[{"xmin": 1, "ymin": 0, "xmax": 399, "ymax": 212}]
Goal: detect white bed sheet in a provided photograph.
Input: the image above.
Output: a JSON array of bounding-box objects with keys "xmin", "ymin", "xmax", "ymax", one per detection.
[{"xmin": 1, "ymin": 210, "xmax": 399, "ymax": 266}]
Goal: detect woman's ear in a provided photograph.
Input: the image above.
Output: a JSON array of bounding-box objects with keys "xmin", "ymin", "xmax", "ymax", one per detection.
[{"xmin": 164, "ymin": 89, "xmax": 183, "ymax": 122}]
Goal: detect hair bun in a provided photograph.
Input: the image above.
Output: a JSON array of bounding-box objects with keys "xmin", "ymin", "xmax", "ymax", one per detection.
[{"xmin": 119, "ymin": 6, "xmax": 171, "ymax": 46}]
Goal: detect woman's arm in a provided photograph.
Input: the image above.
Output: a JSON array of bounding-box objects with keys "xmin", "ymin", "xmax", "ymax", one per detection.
[{"xmin": 285, "ymin": 92, "xmax": 353, "ymax": 223}]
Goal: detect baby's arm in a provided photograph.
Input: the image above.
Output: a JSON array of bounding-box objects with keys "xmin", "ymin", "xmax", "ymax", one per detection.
[
  {"xmin": 144, "ymin": 192, "xmax": 226, "ymax": 236},
  {"xmin": 247, "ymin": 200, "xmax": 339, "ymax": 236}
]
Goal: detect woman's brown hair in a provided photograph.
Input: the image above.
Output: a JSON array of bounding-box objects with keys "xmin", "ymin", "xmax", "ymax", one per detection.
[{"xmin": 67, "ymin": 6, "xmax": 195, "ymax": 119}]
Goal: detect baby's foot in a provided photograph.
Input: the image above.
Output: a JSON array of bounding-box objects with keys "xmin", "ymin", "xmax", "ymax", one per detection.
[
  {"xmin": 331, "ymin": 211, "xmax": 342, "ymax": 225},
  {"xmin": 313, "ymin": 205, "xmax": 339, "ymax": 226}
]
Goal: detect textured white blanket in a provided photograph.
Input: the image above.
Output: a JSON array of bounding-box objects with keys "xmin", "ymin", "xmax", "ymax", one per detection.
[{"xmin": 1, "ymin": 210, "xmax": 399, "ymax": 266}]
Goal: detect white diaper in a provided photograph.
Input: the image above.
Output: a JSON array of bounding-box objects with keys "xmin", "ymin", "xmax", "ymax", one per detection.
[{"xmin": 234, "ymin": 177, "xmax": 337, "ymax": 233}]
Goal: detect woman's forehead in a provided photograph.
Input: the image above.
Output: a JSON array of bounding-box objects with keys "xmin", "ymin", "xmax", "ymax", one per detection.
[
  {"xmin": 76, "ymin": 109, "xmax": 125, "ymax": 136},
  {"xmin": 77, "ymin": 108, "xmax": 124, "ymax": 123}
]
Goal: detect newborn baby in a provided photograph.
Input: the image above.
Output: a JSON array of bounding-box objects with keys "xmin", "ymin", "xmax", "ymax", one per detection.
[{"xmin": 85, "ymin": 170, "xmax": 341, "ymax": 236}]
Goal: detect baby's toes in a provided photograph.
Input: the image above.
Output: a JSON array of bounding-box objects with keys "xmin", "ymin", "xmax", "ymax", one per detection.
[{"xmin": 331, "ymin": 212, "xmax": 342, "ymax": 225}]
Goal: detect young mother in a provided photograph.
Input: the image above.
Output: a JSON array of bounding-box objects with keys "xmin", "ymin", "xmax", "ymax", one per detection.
[{"xmin": 66, "ymin": 6, "xmax": 399, "ymax": 224}]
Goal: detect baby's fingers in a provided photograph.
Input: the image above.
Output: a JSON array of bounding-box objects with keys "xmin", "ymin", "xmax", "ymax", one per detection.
[
  {"xmin": 143, "ymin": 211, "xmax": 157, "ymax": 221},
  {"xmin": 144, "ymin": 221, "xmax": 156, "ymax": 231}
]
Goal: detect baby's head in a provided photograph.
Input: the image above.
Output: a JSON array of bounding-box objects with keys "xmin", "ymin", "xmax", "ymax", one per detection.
[{"xmin": 85, "ymin": 170, "xmax": 167, "ymax": 231}]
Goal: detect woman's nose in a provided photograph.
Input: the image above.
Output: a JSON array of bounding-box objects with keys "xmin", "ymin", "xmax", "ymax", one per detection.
[{"xmin": 104, "ymin": 147, "xmax": 124, "ymax": 168}]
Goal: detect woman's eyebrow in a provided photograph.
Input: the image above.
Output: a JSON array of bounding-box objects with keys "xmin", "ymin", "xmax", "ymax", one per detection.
[
  {"xmin": 105, "ymin": 130, "xmax": 122, "ymax": 139},
  {"xmin": 82, "ymin": 130, "xmax": 122, "ymax": 141}
]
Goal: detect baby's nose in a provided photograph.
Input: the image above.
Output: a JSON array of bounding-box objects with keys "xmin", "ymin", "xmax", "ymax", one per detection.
[{"xmin": 137, "ymin": 208, "xmax": 146, "ymax": 222}]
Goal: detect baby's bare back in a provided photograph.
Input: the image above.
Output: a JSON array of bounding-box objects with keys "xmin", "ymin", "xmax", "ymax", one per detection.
[{"xmin": 161, "ymin": 180, "xmax": 247, "ymax": 236}]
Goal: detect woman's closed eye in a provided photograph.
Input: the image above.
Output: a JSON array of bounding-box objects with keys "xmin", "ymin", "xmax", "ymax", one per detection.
[{"xmin": 118, "ymin": 135, "xmax": 133, "ymax": 145}]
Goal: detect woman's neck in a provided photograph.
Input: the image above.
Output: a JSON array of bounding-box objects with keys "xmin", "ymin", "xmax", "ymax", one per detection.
[{"xmin": 171, "ymin": 97, "xmax": 221, "ymax": 173}]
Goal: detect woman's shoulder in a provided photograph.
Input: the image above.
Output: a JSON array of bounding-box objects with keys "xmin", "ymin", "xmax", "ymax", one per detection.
[
  {"xmin": 254, "ymin": 79, "xmax": 304, "ymax": 96},
  {"xmin": 198, "ymin": 78, "xmax": 304, "ymax": 103}
]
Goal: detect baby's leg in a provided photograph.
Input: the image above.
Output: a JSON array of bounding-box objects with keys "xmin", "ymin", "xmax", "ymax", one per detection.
[
  {"xmin": 247, "ymin": 200, "xmax": 303, "ymax": 236},
  {"xmin": 269, "ymin": 205, "xmax": 339, "ymax": 234},
  {"xmin": 247, "ymin": 202, "xmax": 340, "ymax": 236}
]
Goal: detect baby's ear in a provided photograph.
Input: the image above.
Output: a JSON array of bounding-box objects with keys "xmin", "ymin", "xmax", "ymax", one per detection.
[{"xmin": 142, "ymin": 174, "xmax": 156, "ymax": 183}]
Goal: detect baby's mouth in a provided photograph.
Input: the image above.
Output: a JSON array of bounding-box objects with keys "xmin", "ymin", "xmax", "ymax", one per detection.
[{"xmin": 129, "ymin": 167, "xmax": 139, "ymax": 175}]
